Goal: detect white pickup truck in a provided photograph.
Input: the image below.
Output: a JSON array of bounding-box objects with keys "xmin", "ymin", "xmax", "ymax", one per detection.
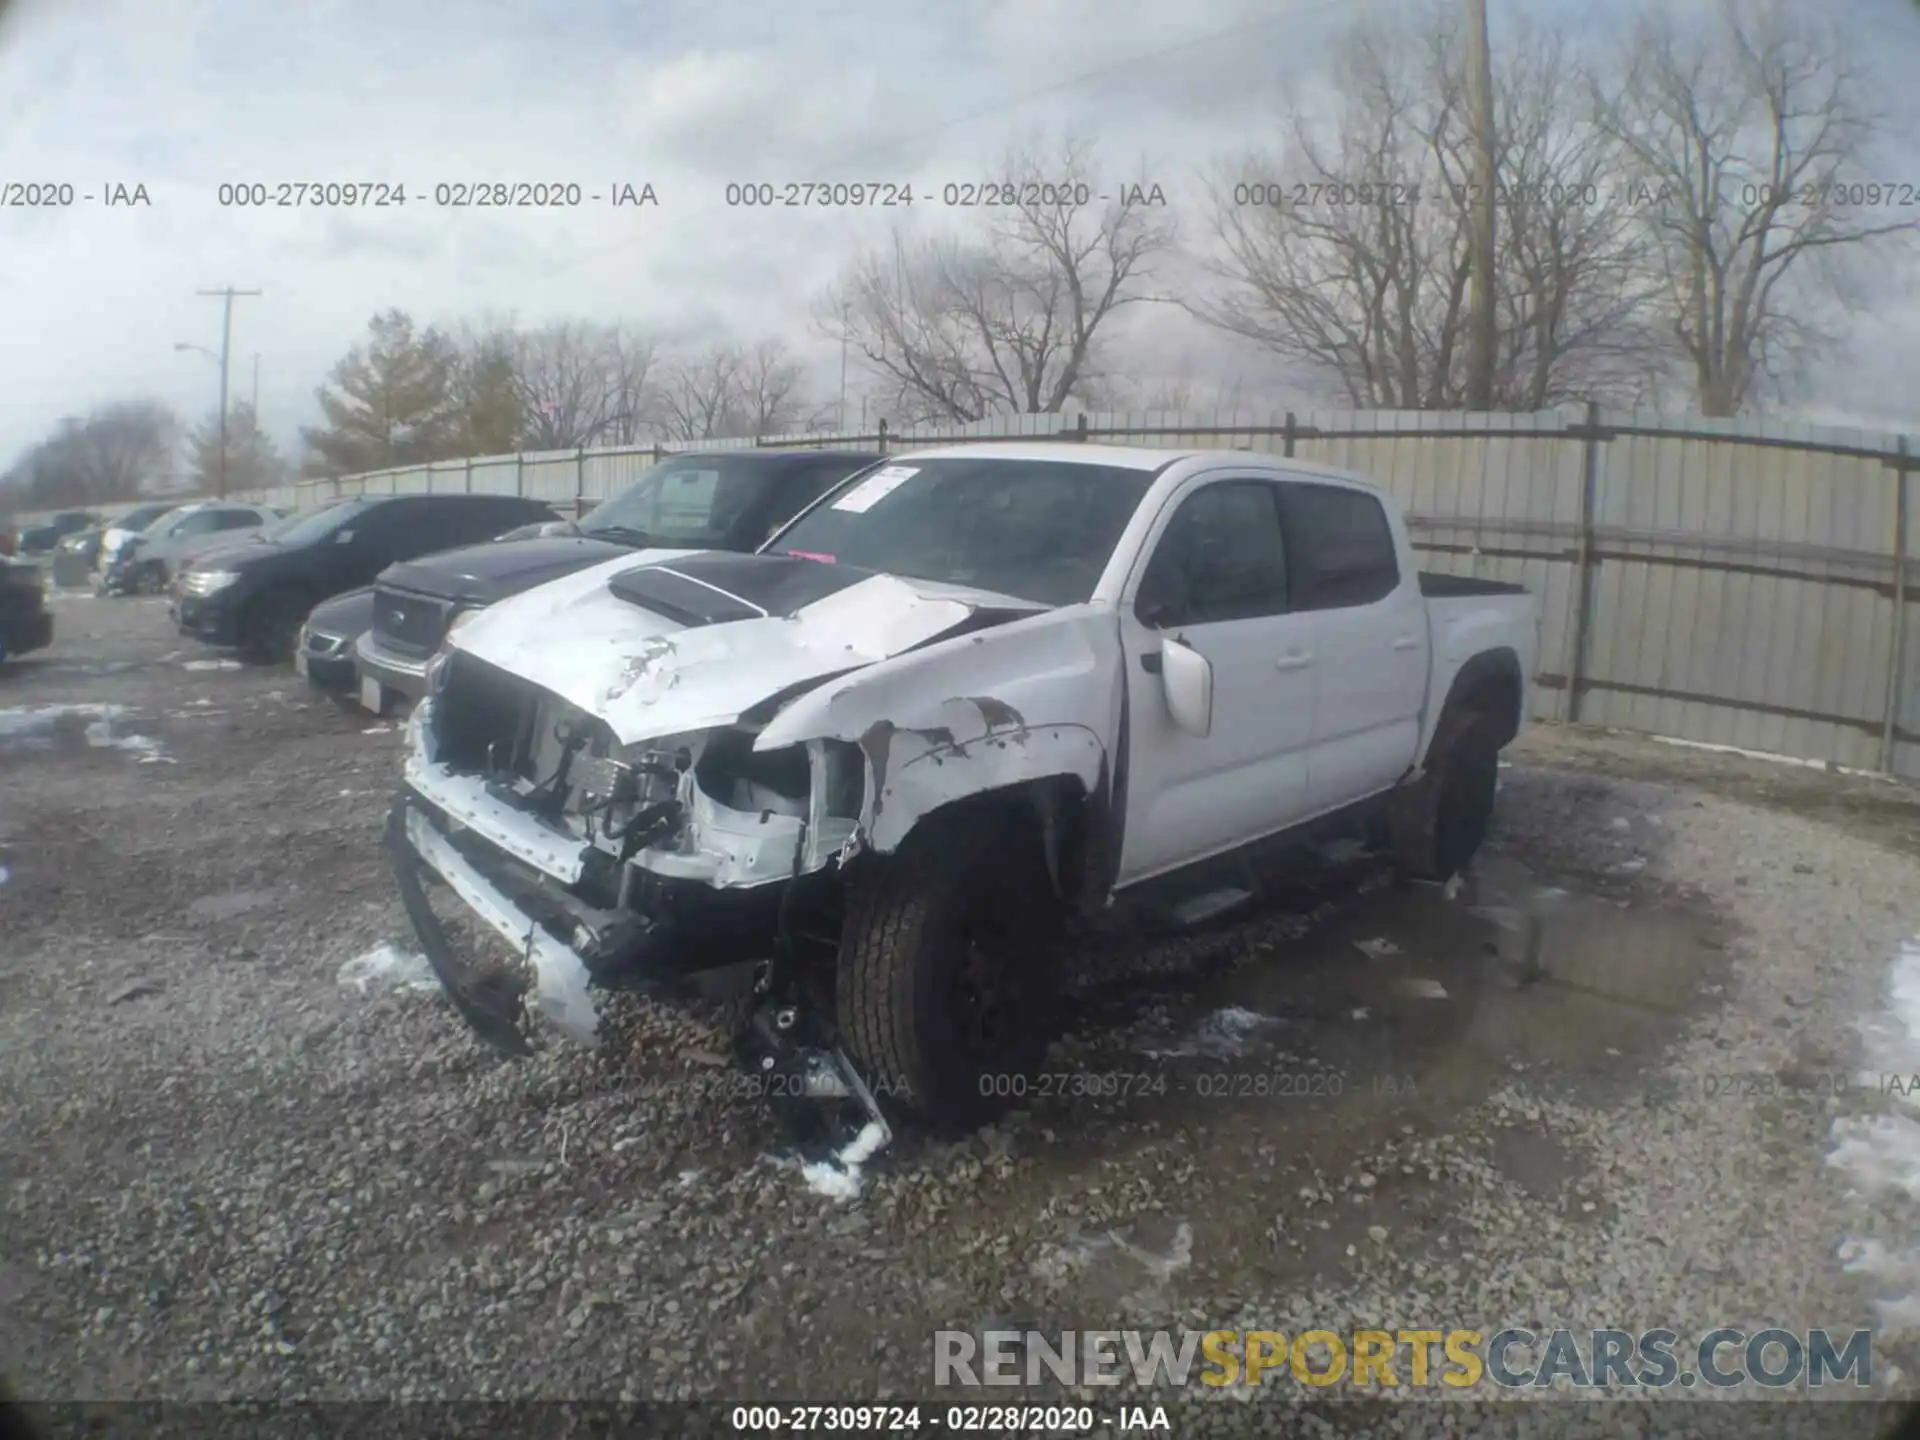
[{"xmin": 389, "ymin": 442, "xmax": 1538, "ymax": 1141}]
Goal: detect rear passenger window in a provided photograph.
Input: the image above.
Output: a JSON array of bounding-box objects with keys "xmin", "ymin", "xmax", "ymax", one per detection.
[
  {"xmin": 1280, "ymin": 484, "xmax": 1400, "ymax": 609},
  {"xmin": 1135, "ymin": 481, "xmax": 1289, "ymax": 628}
]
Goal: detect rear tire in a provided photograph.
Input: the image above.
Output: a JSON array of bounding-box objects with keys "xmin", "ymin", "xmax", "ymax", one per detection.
[
  {"xmin": 837, "ymin": 812, "xmax": 1062, "ymax": 1130},
  {"xmin": 1391, "ymin": 708, "xmax": 1501, "ymax": 882},
  {"xmin": 135, "ymin": 563, "xmax": 166, "ymax": 596}
]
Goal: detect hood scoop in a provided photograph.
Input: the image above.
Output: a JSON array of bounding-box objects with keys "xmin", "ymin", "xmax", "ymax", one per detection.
[{"xmin": 605, "ymin": 551, "xmax": 877, "ymax": 628}]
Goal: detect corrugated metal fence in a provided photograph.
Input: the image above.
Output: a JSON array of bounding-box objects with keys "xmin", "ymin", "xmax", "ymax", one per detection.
[{"xmin": 38, "ymin": 404, "xmax": 1920, "ymax": 780}]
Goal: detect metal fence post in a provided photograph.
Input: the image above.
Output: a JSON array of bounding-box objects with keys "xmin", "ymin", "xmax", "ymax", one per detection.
[
  {"xmin": 878, "ymin": 419, "xmax": 889, "ymax": 456},
  {"xmin": 464, "ymin": 456, "xmax": 473, "ymax": 494},
  {"xmin": 1882, "ymin": 434, "xmax": 1912, "ymax": 773},
  {"xmin": 1564, "ymin": 400, "xmax": 1605, "ymax": 725},
  {"xmin": 1283, "ymin": 411, "xmax": 1297, "ymax": 458},
  {"xmin": 514, "ymin": 452, "xmax": 524, "ymax": 497},
  {"xmin": 575, "ymin": 446, "xmax": 586, "ymax": 515},
  {"xmin": 652, "ymin": 443, "xmax": 664, "ymax": 467}
]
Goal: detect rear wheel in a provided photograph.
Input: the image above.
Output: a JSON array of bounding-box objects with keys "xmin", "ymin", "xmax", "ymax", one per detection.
[
  {"xmin": 240, "ymin": 591, "xmax": 306, "ymax": 664},
  {"xmin": 1391, "ymin": 708, "xmax": 1501, "ymax": 881},
  {"xmin": 837, "ymin": 812, "xmax": 1062, "ymax": 1129},
  {"xmin": 134, "ymin": 562, "xmax": 166, "ymax": 595}
]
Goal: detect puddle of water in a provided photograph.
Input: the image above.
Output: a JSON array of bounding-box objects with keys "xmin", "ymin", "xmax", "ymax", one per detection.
[{"xmin": 1113, "ymin": 853, "xmax": 1717, "ymax": 1113}]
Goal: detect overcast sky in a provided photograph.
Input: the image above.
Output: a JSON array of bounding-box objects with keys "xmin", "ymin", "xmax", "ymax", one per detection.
[{"xmin": 1, "ymin": 0, "xmax": 1917, "ymax": 477}]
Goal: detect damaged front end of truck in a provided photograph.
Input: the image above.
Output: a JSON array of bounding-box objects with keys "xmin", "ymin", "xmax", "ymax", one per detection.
[{"xmin": 387, "ymin": 548, "xmax": 1121, "ymax": 1155}]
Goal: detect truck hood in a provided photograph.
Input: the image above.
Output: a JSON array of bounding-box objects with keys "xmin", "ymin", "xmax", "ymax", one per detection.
[
  {"xmin": 379, "ymin": 533, "xmax": 637, "ymax": 606},
  {"xmin": 452, "ymin": 549, "xmax": 1049, "ymax": 746}
]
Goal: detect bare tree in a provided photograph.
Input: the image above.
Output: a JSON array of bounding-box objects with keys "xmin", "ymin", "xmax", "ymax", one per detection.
[
  {"xmin": 817, "ymin": 133, "xmax": 1178, "ymax": 423},
  {"xmin": 603, "ymin": 325, "xmax": 662, "ymax": 445},
  {"xmin": 1196, "ymin": 8, "xmax": 1658, "ymax": 410},
  {"xmin": 652, "ymin": 345, "xmax": 743, "ymax": 442},
  {"xmin": 1593, "ymin": 0, "xmax": 1917, "ymax": 415},
  {"xmin": 74, "ymin": 400, "xmax": 179, "ymax": 499},
  {"xmin": 510, "ymin": 321, "xmax": 633, "ymax": 449},
  {"xmin": 727, "ymin": 338, "xmax": 809, "ymax": 437}
]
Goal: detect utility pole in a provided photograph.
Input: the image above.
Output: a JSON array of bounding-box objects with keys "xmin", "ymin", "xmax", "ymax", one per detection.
[
  {"xmin": 1463, "ymin": 0, "xmax": 1497, "ymax": 410},
  {"xmin": 196, "ymin": 287, "xmax": 261, "ymax": 497}
]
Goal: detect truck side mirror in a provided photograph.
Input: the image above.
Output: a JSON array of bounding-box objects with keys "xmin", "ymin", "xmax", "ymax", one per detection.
[{"xmin": 1160, "ymin": 636, "xmax": 1213, "ymax": 737}]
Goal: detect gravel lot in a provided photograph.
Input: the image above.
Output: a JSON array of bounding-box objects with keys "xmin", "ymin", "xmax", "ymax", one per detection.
[{"xmin": 4, "ymin": 588, "xmax": 1920, "ymax": 1436}]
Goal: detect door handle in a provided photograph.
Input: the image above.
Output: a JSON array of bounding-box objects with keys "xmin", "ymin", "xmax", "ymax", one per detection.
[
  {"xmin": 1275, "ymin": 653, "xmax": 1314, "ymax": 671},
  {"xmin": 1392, "ymin": 635, "xmax": 1420, "ymax": 651}
]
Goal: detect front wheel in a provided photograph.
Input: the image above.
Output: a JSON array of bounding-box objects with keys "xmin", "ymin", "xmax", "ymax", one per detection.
[
  {"xmin": 135, "ymin": 563, "xmax": 167, "ymax": 595},
  {"xmin": 1390, "ymin": 709, "xmax": 1501, "ymax": 881},
  {"xmin": 837, "ymin": 813, "xmax": 1062, "ymax": 1129},
  {"xmin": 240, "ymin": 592, "xmax": 306, "ymax": 664}
]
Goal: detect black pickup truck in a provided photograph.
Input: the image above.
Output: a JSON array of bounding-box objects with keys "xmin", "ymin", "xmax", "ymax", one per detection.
[{"xmin": 350, "ymin": 449, "xmax": 880, "ymax": 711}]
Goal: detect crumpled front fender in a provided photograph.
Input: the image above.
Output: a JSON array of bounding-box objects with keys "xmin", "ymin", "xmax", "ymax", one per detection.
[{"xmin": 752, "ymin": 607, "xmax": 1125, "ymax": 851}]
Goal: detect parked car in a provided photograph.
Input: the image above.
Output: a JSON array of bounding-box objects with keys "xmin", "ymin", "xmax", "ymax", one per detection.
[
  {"xmin": 354, "ymin": 449, "xmax": 881, "ymax": 713},
  {"xmin": 100, "ymin": 501, "xmax": 281, "ymax": 596},
  {"xmin": 17, "ymin": 512, "xmax": 98, "ymax": 554},
  {"xmin": 296, "ymin": 587, "xmax": 376, "ymax": 708},
  {"xmin": 97, "ymin": 502, "xmax": 180, "ymax": 572},
  {"xmin": 388, "ymin": 442, "xmax": 1540, "ymax": 1145},
  {"xmin": 0, "ymin": 555, "xmax": 53, "ymax": 666},
  {"xmin": 56, "ymin": 526, "xmax": 103, "ymax": 569},
  {"xmin": 173, "ymin": 492, "xmax": 562, "ymax": 663}
]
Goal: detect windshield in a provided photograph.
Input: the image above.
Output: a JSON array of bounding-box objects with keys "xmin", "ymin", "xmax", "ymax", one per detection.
[
  {"xmin": 766, "ymin": 457, "xmax": 1156, "ymax": 607},
  {"xmin": 117, "ymin": 505, "xmax": 170, "ymax": 531},
  {"xmin": 144, "ymin": 506, "xmax": 199, "ymax": 541},
  {"xmin": 268, "ymin": 498, "xmax": 372, "ymax": 548},
  {"xmin": 582, "ymin": 457, "xmax": 783, "ymax": 547}
]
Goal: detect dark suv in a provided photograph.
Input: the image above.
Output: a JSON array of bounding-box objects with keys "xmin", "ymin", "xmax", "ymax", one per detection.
[
  {"xmin": 352, "ymin": 449, "xmax": 879, "ymax": 709},
  {"xmin": 173, "ymin": 492, "xmax": 561, "ymax": 662}
]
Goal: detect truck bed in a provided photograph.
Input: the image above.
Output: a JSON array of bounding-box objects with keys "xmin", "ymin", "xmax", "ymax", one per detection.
[{"xmin": 1419, "ymin": 571, "xmax": 1527, "ymax": 598}]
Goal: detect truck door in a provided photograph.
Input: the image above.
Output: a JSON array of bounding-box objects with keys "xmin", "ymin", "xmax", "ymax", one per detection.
[
  {"xmin": 1279, "ymin": 481, "xmax": 1428, "ymax": 810},
  {"xmin": 1115, "ymin": 476, "xmax": 1317, "ymax": 886}
]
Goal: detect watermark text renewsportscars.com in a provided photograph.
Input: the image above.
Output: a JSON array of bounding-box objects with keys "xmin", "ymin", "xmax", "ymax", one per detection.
[{"xmin": 934, "ymin": 1327, "xmax": 1874, "ymax": 1390}]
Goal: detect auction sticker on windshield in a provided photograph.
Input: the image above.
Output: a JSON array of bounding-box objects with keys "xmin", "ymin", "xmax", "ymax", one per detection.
[{"xmin": 831, "ymin": 465, "xmax": 918, "ymax": 514}]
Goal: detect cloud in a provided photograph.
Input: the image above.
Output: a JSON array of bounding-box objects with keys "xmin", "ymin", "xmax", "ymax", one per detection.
[{"xmin": 0, "ymin": 0, "xmax": 1917, "ymax": 482}]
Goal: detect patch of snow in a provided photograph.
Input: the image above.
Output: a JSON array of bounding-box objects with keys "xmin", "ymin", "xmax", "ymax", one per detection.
[
  {"xmin": 0, "ymin": 704, "xmax": 169, "ymax": 763},
  {"xmin": 1830, "ymin": 937, "xmax": 1920, "ymax": 1341},
  {"xmin": 1140, "ymin": 1005, "xmax": 1280, "ymax": 1060},
  {"xmin": 1353, "ymin": 937, "xmax": 1402, "ymax": 960},
  {"xmin": 181, "ymin": 659, "xmax": 241, "ymax": 671},
  {"xmin": 1394, "ymin": 977, "xmax": 1451, "ymax": 1000},
  {"xmin": 0, "ymin": 702, "xmax": 128, "ymax": 741},
  {"xmin": 1645, "ymin": 733, "xmax": 1894, "ymax": 782},
  {"xmin": 0, "ymin": 864, "xmax": 9, "ymax": 886},
  {"xmin": 799, "ymin": 1120, "xmax": 891, "ymax": 1201},
  {"xmin": 337, "ymin": 943, "xmax": 440, "ymax": 996},
  {"xmin": 362, "ymin": 725, "xmax": 394, "ymax": 734},
  {"xmin": 1608, "ymin": 816, "xmax": 1631, "ymax": 831},
  {"xmin": 84, "ymin": 719, "xmax": 172, "ymax": 764}
]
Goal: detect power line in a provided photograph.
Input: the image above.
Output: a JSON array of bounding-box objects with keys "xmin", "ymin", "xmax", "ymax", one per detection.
[{"xmin": 195, "ymin": 287, "xmax": 262, "ymax": 498}]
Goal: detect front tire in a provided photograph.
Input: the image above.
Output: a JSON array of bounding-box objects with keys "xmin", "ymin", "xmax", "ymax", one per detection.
[
  {"xmin": 1391, "ymin": 709, "xmax": 1501, "ymax": 881},
  {"xmin": 837, "ymin": 812, "xmax": 1062, "ymax": 1129},
  {"xmin": 135, "ymin": 563, "xmax": 166, "ymax": 595},
  {"xmin": 240, "ymin": 592, "xmax": 306, "ymax": 664}
]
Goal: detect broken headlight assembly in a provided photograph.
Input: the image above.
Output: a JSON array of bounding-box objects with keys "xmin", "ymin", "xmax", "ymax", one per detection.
[{"xmin": 568, "ymin": 732, "xmax": 700, "ymax": 860}]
